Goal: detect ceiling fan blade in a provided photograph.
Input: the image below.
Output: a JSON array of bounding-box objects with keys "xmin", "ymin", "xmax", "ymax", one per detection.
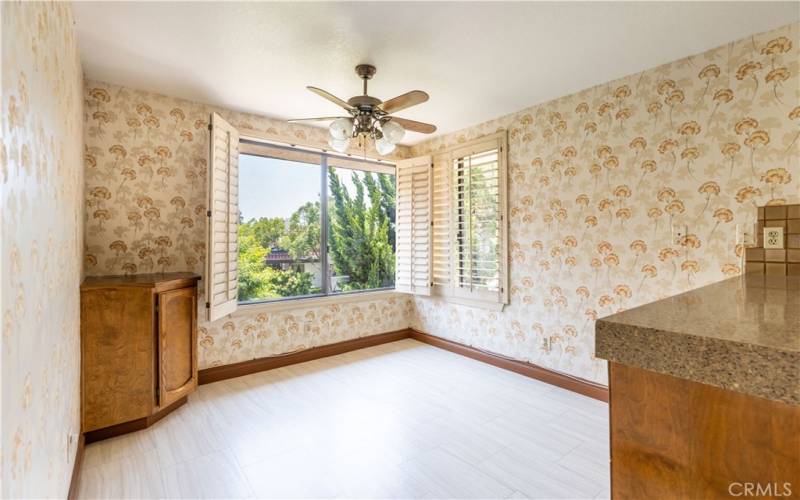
[
  {"xmin": 387, "ymin": 117, "xmax": 437, "ymax": 134},
  {"xmin": 307, "ymin": 86, "xmax": 355, "ymax": 112},
  {"xmin": 378, "ymin": 90, "xmax": 429, "ymax": 114},
  {"xmin": 287, "ymin": 116, "xmax": 349, "ymax": 123}
]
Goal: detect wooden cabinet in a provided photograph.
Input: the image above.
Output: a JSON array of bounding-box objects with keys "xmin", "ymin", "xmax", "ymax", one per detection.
[
  {"xmin": 80, "ymin": 273, "xmax": 200, "ymax": 442},
  {"xmin": 609, "ymin": 363, "xmax": 800, "ymax": 499}
]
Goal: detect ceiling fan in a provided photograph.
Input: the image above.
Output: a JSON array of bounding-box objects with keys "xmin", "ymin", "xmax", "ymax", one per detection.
[{"xmin": 289, "ymin": 64, "xmax": 437, "ymax": 155}]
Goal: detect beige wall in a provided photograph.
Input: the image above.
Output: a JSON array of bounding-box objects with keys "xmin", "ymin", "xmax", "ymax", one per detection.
[
  {"xmin": 82, "ymin": 80, "xmax": 413, "ymax": 369},
  {"xmin": 1, "ymin": 1, "xmax": 85, "ymax": 497},
  {"xmin": 410, "ymin": 22, "xmax": 799, "ymax": 384}
]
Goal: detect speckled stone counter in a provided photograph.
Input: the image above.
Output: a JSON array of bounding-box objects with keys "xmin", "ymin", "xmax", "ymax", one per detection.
[{"xmin": 596, "ymin": 275, "xmax": 800, "ymax": 405}]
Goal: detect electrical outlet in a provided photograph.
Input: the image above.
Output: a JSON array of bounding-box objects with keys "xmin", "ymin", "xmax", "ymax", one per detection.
[
  {"xmin": 763, "ymin": 226, "xmax": 784, "ymax": 249},
  {"xmin": 671, "ymin": 224, "xmax": 688, "ymax": 245},
  {"xmin": 736, "ymin": 223, "xmax": 756, "ymax": 247}
]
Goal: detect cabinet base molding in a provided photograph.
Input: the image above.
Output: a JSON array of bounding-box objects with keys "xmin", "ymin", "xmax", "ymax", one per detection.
[{"xmin": 84, "ymin": 396, "xmax": 188, "ymax": 444}]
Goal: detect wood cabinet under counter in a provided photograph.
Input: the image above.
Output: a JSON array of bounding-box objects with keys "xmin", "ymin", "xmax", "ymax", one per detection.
[
  {"xmin": 80, "ymin": 272, "xmax": 200, "ymax": 442},
  {"xmin": 596, "ymin": 275, "xmax": 800, "ymax": 499}
]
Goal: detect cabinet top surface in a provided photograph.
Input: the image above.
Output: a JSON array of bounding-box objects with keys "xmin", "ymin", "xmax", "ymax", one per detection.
[
  {"xmin": 595, "ymin": 275, "xmax": 800, "ymax": 405},
  {"xmin": 81, "ymin": 272, "xmax": 200, "ymax": 290}
]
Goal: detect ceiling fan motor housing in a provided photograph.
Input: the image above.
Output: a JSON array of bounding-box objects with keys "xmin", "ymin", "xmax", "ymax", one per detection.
[
  {"xmin": 349, "ymin": 65, "xmax": 384, "ymax": 138},
  {"xmin": 355, "ymin": 64, "xmax": 377, "ymax": 80},
  {"xmin": 347, "ymin": 95, "xmax": 382, "ymax": 108}
]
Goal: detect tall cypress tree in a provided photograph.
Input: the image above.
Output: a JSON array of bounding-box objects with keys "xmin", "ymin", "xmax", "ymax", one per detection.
[
  {"xmin": 328, "ymin": 168, "xmax": 395, "ymax": 290},
  {"xmin": 363, "ymin": 172, "xmax": 396, "ymax": 250}
]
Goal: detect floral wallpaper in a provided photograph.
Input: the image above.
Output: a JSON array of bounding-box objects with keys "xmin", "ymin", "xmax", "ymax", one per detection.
[
  {"xmin": 410, "ymin": 22, "xmax": 799, "ymax": 384},
  {"xmin": 1, "ymin": 1, "xmax": 84, "ymax": 498},
  {"xmin": 82, "ymin": 80, "xmax": 413, "ymax": 369}
]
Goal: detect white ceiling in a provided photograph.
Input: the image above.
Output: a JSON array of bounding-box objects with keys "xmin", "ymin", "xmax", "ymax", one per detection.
[{"xmin": 72, "ymin": 1, "xmax": 798, "ymax": 144}]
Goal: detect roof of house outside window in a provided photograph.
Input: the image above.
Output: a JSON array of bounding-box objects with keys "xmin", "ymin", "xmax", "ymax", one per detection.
[{"xmin": 265, "ymin": 248, "xmax": 318, "ymax": 263}]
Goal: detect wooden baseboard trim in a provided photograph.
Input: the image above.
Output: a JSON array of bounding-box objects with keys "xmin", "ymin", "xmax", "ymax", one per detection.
[
  {"xmin": 197, "ymin": 326, "xmax": 606, "ymax": 401},
  {"xmin": 84, "ymin": 396, "xmax": 188, "ymax": 444},
  {"xmin": 67, "ymin": 433, "xmax": 85, "ymax": 500},
  {"xmin": 410, "ymin": 329, "xmax": 609, "ymax": 402},
  {"xmin": 198, "ymin": 328, "xmax": 412, "ymax": 385}
]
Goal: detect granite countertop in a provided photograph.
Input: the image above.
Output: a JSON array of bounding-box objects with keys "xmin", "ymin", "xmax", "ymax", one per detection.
[{"xmin": 595, "ymin": 275, "xmax": 800, "ymax": 405}]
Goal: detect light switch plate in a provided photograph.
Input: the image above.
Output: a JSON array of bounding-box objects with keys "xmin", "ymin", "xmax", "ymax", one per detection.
[{"xmin": 764, "ymin": 227, "xmax": 784, "ymax": 249}]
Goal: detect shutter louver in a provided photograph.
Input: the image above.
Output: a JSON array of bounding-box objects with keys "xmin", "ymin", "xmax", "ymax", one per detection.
[
  {"xmin": 431, "ymin": 153, "xmax": 451, "ymax": 288},
  {"xmin": 395, "ymin": 155, "xmax": 432, "ymax": 296},
  {"xmin": 450, "ymin": 139, "xmax": 506, "ymax": 304},
  {"xmin": 205, "ymin": 112, "xmax": 240, "ymax": 321}
]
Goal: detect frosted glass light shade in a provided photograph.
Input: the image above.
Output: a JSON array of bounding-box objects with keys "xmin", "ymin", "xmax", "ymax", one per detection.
[
  {"xmin": 375, "ymin": 136, "xmax": 396, "ymax": 155},
  {"xmin": 329, "ymin": 118, "xmax": 354, "ymax": 141},
  {"xmin": 382, "ymin": 120, "xmax": 405, "ymax": 144},
  {"xmin": 328, "ymin": 137, "xmax": 350, "ymax": 153}
]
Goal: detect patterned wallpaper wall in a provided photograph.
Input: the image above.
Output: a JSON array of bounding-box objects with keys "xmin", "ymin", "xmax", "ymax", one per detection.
[
  {"xmin": 410, "ymin": 22, "xmax": 799, "ymax": 384},
  {"xmin": 1, "ymin": 2, "xmax": 85, "ymax": 498},
  {"xmin": 82, "ymin": 80, "xmax": 413, "ymax": 369}
]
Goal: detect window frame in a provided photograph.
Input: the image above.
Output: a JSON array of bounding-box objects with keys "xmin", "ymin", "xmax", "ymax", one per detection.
[
  {"xmin": 433, "ymin": 131, "xmax": 509, "ymax": 310},
  {"xmin": 236, "ymin": 135, "xmax": 397, "ymax": 309}
]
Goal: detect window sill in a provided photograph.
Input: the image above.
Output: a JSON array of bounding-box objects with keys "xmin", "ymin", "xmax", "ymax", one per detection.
[{"xmin": 233, "ymin": 289, "xmax": 400, "ymax": 315}]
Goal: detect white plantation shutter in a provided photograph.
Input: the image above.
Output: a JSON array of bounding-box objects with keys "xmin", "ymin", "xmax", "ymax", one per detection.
[
  {"xmin": 450, "ymin": 136, "xmax": 508, "ymax": 304},
  {"xmin": 206, "ymin": 112, "xmax": 239, "ymax": 321},
  {"xmin": 431, "ymin": 153, "xmax": 452, "ymax": 288},
  {"xmin": 395, "ymin": 155, "xmax": 432, "ymax": 296},
  {"xmin": 454, "ymin": 148, "xmax": 498, "ymax": 301}
]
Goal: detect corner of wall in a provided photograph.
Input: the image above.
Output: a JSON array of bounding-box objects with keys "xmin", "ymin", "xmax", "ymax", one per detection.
[{"xmin": 1, "ymin": 1, "xmax": 85, "ymax": 497}]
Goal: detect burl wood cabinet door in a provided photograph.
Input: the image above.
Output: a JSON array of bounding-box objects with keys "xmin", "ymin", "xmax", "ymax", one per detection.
[
  {"xmin": 81, "ymin": 287, "xmax": 155, "ymax": 432},
  {"xmin": 157, "ymin": 287, "xmax": 197, "ymax": 408}
]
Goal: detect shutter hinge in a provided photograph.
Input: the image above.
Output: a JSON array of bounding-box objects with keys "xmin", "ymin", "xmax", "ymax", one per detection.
[
  {"xmin": 208, "ymin": 123, "xmax": 212, "ymax": 131},
  {"xmin": 205, "ymin": 302, "xmax": 210, "ymax": 309},
  {"xmin": 206, "ymin": 210, "xmax": 212, "ymax": 217}
]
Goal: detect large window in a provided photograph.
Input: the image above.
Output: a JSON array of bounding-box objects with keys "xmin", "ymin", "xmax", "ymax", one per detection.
[
  {"xmin": 205, "ymin": 113, "xmax": 504, "ymax": 320},
  {"xmin": 237, "ymin": 141, "xmax": 395, "ymax": 304}
]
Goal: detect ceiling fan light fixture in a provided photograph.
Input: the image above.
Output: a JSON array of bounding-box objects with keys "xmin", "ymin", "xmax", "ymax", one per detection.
[
  {"xmin": 298, "ymin": 64, "xmax": 435, "ymax": 156},
  {"xmin": 375, "ymin": 136, "xmax": 396, "ymax": 155},
  {"xmin": 381, "ymin": 120, "xmax": 405, "ymax": 144},
  {"xmin": 329, "ymin": 117, "xmax": 354, "ymax": 141},
  {"xmin": 328, "ymin": 136, "xmax": 350, "ymax": 153}
]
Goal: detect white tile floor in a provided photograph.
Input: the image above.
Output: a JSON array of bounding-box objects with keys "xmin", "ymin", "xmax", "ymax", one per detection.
[{"xmin": 78, "ymin": 339, "xmax": 610, "ymax": 499}]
